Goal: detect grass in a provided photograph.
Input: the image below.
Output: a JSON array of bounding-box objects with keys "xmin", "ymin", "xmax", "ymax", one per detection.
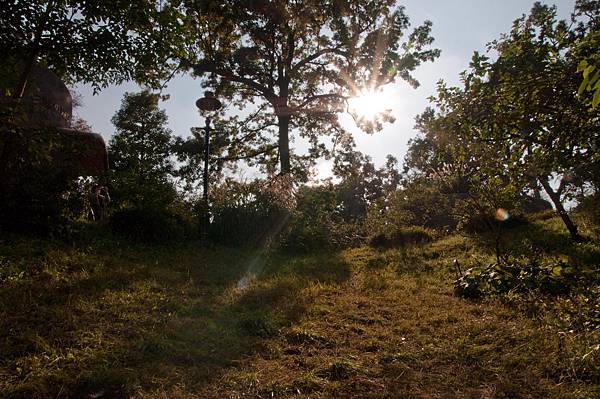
[{"xmin": 0, "ymin": 215, "xmax": 598, "ymax": 398}]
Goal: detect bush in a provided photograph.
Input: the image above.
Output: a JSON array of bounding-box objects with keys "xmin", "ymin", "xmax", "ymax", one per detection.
[
  {"xmin": 459, "ymin": 213, "xmax": 529, "ymax": 234},
  {"xmin": 208, "ymin": 181, "xmax": 364, "ymax": 251},
  {"xmin": 454, "ymin": 254, "xmax": 599, "ymax": 332},
  {"xmin": 454, "ymin": 257, "xmax": 577, "ymax": 299},
  {"xmin": 368, "ymin": 225, "xmax": 435, "ymax": 248},
  {"xmin": 208, "ymin": 179, "xmax": 290, "ymax": 247},
  {"xmin": 282, "ymin": 185, "xmax": 363, "ymax": 252},
  {"xmin": 0, "ymin": 127, "xmax": 85, "ymax": 235},
  {"xmin": 375, "ymin": 180, "xmax": 458, "ymax": 231},
  {"xmin": 108, "ymin": 206, "xmax": 196, "ymax": 242}
]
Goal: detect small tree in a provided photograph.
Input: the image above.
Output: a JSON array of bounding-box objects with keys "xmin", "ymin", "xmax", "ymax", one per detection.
[
  {"xmin": 108, "ymin": 91, "xmax": 176, "ymax": 210},
  {"xmin": 406, "ymin": 101, "xmax": 523, "ymax": 260}
]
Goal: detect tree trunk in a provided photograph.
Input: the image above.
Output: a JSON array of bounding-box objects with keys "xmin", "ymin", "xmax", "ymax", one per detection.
[
  {"xmin": 13, "ymin": 1, "xmax": 53, "ymax": 99},
  {"xmin": 538, "ymin": 177, "xmax": 582, "ymax": 241},
  {"xmin": 278, "ymin": 115, "xmax": 291, "ymax": 174},
  {"xmin": 13, "ymin": 57, "xmax": 37, "ymax": 100}
]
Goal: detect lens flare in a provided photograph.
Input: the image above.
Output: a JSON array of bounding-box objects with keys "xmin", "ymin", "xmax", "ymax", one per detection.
[{"xmin": 495, "ymin": 208, "xmax": 511, "ymax": 221}]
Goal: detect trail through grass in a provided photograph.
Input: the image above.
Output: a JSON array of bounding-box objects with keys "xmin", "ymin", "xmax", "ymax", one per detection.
[{"xmin": 0, "ymin": 217, "xmax": 598, "ymax": 398}]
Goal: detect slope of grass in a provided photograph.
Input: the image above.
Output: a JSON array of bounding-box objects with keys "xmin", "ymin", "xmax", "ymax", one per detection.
[{"xmin": 0, "ymin": 216, "xmax": 598, "ymax": 398}]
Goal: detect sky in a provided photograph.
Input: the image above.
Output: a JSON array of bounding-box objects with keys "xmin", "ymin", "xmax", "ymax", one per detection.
[{"xmin": 74, "ymin": 0, "xmax": 576, "ymax": 180}]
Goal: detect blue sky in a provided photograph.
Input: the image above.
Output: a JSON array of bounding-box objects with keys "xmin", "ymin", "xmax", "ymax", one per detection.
[{"xmin": 74, "ymin": 0, "xmax": 576, "ymax": 179}]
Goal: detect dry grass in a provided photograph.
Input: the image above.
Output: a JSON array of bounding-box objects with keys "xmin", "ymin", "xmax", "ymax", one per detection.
[{"xmin": 0, "ymin": 217, "xmax": 598, "ymax": 398}]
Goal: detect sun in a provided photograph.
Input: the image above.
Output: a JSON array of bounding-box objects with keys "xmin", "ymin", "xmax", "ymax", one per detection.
[{"xmin": 348, "ymin": 89, "xmax": 389, "ymax": 121}]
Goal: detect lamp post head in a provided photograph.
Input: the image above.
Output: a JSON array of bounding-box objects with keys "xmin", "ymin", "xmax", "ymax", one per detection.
[{"xmin": 196, "ymin": 91, "xmax": 222, "ymax": 112}]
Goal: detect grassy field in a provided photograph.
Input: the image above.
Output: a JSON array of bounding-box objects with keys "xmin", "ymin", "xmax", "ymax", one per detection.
[{"xmin": 0, "ymin": 216, "xmax": 598, "ymax": 398}]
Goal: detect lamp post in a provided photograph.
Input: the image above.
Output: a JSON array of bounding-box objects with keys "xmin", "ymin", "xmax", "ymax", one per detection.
[{"xmin": 195, "ymin": 91, "xmax": 222, "ymax": 242}]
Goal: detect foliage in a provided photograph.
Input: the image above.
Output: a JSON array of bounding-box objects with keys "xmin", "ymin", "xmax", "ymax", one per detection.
[
  {"xmin": 406, "ymin": 2, "xmax": 600, "ymax": 241},
  {"xmin": 208, "ymin": 178, "xmax": 290, "ymax": 247},
  {"xmin": 332, "ymin": 137, "xmax": 401, "ymax": 222},
  {"xmin": 575, "ymin": 3, "xmax": 600, "ymax": 108},
  {"xmin": 578, "ymin": 56, "xmax": 600, "ymax": 108},
  {"xmin": 454, "ymin": 252, "xmax": 599, "ymax": 333},
  {"xmin": 283, "ymin": 184, "xmax": 363, "ymax": 252},
  {"xmin": 181, "ymin": 0, "xmax": 439, "ymax": 175},
  {"xmin": 0, "ymin": 169, "xmax": 71, "ymax": 234},
  {"xmin": 367, "ymin": 225, "xmax": 434, "ymax": 248},
  {"xmin": 108, "ymin": 206, "xmax": 196, "ymax": 242},
  {"xmin": 208, "ymin": 177, "xmax": 369, "ymax": 251},
  {"xmin": 404, "ymin": 103, "xmax": 526, "ymax": 251},
  {"xmin": 0, "ymin": 0, "xmax": 184, "ymax": 96},
  {"xmin": 455, "ymin": 257, "xmax": 574, "ymax": 298},
  {"xmin": 461, "ymin": 2, "xmax": 598, "ymax": 240},
  {"xmin": 108, "ymin": 91, "xmax": 177, "ymax": 211},
  {"xmin": 171, "ymin": 121, "xmax": 233, "ymax": 196},
  {"xmin": 0, "ymin": 1, "xmax": 185, "ymax": 236},
  {"xmin": 0, "ymin": 126, "xmax": 101, "ymax": 234},
  {"xmin": 368, "ymin": 178, "xmax": 457, "ymax": 232}
]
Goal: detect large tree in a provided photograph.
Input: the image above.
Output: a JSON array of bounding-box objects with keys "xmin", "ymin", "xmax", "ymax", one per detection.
[
  {"xmin": 0, "ymin": 0, "xmax": 186, "ymax": 202},
  {"xmin": 408, "ymin": 2, "xmax": 600, "ymax": 241},
  {"xmin": 181, "ymin": 0, "xmax": 439, "ymax": 176}
]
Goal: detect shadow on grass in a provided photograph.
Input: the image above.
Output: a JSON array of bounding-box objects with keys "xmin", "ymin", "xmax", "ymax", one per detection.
[
  {"xmin": 468, "ymin": 217, "xmax": 600, "ymax": 266},
  {"xmin": 0, "ymin": 239, "xmax": 351, "ymax": 398}
]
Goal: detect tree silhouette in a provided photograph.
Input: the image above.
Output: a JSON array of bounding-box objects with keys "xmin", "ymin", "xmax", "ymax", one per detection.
[
  {"xmin": 0, "ymin": 0, "xmax": 184, "ymax": 98},
  {"xmin": 181, "ymin": 0, "xmax": 439, "ymax": 176}
]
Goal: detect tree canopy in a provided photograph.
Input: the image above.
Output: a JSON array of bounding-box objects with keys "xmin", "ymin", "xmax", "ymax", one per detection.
[
  {"xmin": 0, "ymin": 0, "xmax": 184, "ymax": 97},
  {"xmin": 109, "ymin": 90, "xmax": 176, "ymax": 209},
  {"xmin": 404, "ymin": 1, "xmax": 600, "ymax": 241},
  {"xmin": 180, "ymin": 0, "xmax": 439, "ymax": 177}
]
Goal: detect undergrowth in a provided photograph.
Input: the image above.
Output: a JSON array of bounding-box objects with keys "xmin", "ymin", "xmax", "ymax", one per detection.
[{"xmin": 0, "ymin": 214, "xmax": 598, "ymax": 398}]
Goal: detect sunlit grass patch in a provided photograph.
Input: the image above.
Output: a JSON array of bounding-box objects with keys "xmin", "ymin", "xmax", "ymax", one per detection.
[{"xmin": 1, "ymin": 214, "xmax": 598, "ymax": 398}]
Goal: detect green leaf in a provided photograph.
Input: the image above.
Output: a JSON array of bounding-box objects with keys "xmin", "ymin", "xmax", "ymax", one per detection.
[
  {"xmin": 593, "ymin": 86, "xmax": 600, "ymax": 108},
  {"xmin": 579, "ymin": 78, "xmax": 589, "ymax": 96}
]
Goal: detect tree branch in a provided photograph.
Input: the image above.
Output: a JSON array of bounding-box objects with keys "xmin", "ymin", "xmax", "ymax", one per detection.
[
  {"xmin": 294, "ymin": 93, "xmax": 348, "ymax": 110},
  {"xmin": 218, "ymin": 145, "xmax": 278, "ymax": 162},
  {"xmin": 191, "ymin": 61, "xmax": 276, "ymax": 99},
  {"xmin": 291, "ymin": 46, "xmax": 348, "ymax": 75}
]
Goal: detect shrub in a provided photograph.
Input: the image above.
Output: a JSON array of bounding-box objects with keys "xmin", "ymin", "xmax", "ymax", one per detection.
[
  {"xmin": 459, "ymin": 213, "xmax": 529, "ymax": 234},
  {"xmin": 0, "ymin": 127, "xmax": 86, "ymax": 235},
  {"xmin": 208, "ymin": 179, "xmax": 290, "ymax": 247},
  {"xmin": 373, "ymin": 180, "xmax": 457, "ymax": 231},
  {"xmin": 108, "ymin": 206, "xmax": 196, "ymax": 242},
  {"xmin": 454, "ymin": 254, "xmax": 599, "ymax": 333},
  {"xmin": 208, "ymin": 181, "xmax": 364, "ymax": 251},
  {"xmin": 282, "ymin": 185, "xmax": 363, "ymax": 252},
  {"xmin": 368, "ymin": 225, "xmax": 435, "ymax": 248},
  {"xmin": 454, "ymin": 257, "xmax": 577, "ymax": 299},
  {"xmin": 237, "ymin": 312, "xmax": 284, "ymax": 337}
]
